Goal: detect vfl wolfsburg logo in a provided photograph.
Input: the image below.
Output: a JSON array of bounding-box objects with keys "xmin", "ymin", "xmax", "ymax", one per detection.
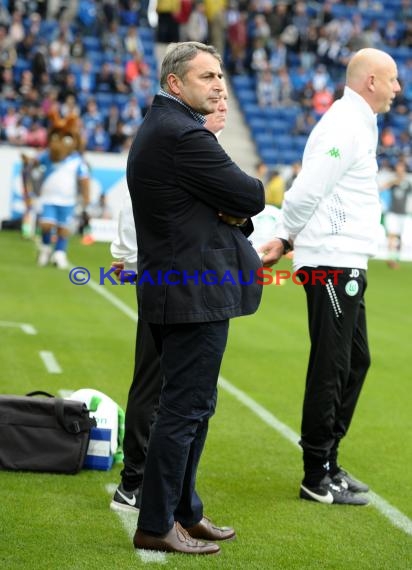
[
  {"xmin": 345, "ymin": 279, "xmax": 359, "ymax": 296},
  {"xmin": 326, "ymin": 147, "xmax": 341, "ymax": 158}
]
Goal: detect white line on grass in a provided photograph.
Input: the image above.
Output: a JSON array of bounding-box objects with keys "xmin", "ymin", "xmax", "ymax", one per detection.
[
  {"xmin": 84, "ymin": 272, "xmax": 412, "ymax": 537},
  {"xmin": 218, "ymin": 375, "xmax": 412, "ymax": 537},
  {"xmin": 0, "ymin": 320, "xmax": 37, "ymax": 334},
  {"xmin": 79, "ymin": 268, "xmax": 138, "ymax": 322},
  {"xmin": 105, "ymin": 484, "xmax": 167, "ymax": 565},
  {"xmin": 39, "ymin": 350, "xmax": 62, "ymax": 373}
]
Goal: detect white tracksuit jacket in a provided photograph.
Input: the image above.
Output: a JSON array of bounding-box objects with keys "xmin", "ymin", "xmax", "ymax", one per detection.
[{"xmin": 279, "ymin": 86, "xmax": 382, "ymax": 270}]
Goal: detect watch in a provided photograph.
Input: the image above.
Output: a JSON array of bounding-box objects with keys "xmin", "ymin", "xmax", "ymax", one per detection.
[{"xmin": 279, "ymin": 238, "xmax": 293, "ymax": 255}]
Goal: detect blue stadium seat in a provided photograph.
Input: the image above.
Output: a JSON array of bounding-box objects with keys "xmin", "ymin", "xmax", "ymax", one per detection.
[
  {"xmin": 279, "ymin": 149, "xmax": 301, "ymax": 165},
  {"xmin": 389, "ymin": 114, "xmax": 409, "ymax": 131},
  {"xmin": 242, "ymin": 103, "xmax": 264, "ymax": 122},
  {"xmin": 138, "ymin": 27, "xmax": 155, "ymax": 42},
  {"xmin": 231, "ymin": 74, "xmax": 255, "ymax": 91},
  {"xmin": 293, "ymin": 135, "xmax": 308, "ymax": 154},
  {"xmin": 249, "ymin": 117, "xmax": 271, "ymax": 137},
  {"xmin": 255, "ymin": 132, "xmax": 274, "ymax": 150},
  {"xmin": 273, "ymin": 134, "xmax": 295, "ymax": 151},
  {"xmin": 236, "ymin": 88, "xmax": 257, "ymax": 105},
  {"xmin": 83, "ymin": 36, "xmax": 101, "ymax": 51},
  {"xmin": 259, "ymin": 147, "xmax": 280, "ymax": 166}
]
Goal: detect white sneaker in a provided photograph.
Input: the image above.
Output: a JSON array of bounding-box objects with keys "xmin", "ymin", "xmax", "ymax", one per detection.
[
  {"xmin": 50, "ymin": 250, "xmax": 69, "ymax": 269},
  {"xmin": 37, "ymin": 244, "xmax": 52, "ymax": 267}
]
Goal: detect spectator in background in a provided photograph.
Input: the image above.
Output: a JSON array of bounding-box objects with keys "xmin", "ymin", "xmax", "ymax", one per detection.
[
  {"xmin": 379, "ymin": 125, "xmax": 397, "ymax": 164},
  {"xmin": 384, "ymin": 160, "xmax": 412, "ymax": 268},
  {"xmin": 265, "ymin": 169, "xmax": 286, "ymax": 207},
  {"xmin": 96, "ymin": 61, "xmax": 116, "ymax": 93},
  {"xmin": 312, "ymin": 86, "xmax": 334, "ymax": 116},
  {"xmin": 57, "ymin": 71, "xmax": 78, "ymax": 104},
  {"xmin": 276, "ymin": 66, "xmax": 294, "ymax": 106},
  {"xmin": 24, "ymin": 119, "xmax": 48, "ymax": 148},
  {"xmin": 285, "ymin": 161, "xmax": 301, "ymax": 190},
  {"xmin": 123, "ymin": 24, "xmax": 145, "ymax": 56},
  {"xmin": 293, "ymin": 109, "xmax": 317, "ymax": 136},
  {"xmin": 70, "ymin": 32, "xmax": 86, "ymax": 61},
  {"xmin": 269, "ymin": 37, "xmax": 287, "ymax": 72},
  {"xmin": 266, "ymin": 1, "xmax": 290, "ymax": 39},
  {"xmin": 0, "ymin": 66, "xmax": 17, "ymax": 100},
  {"xmin": 77, "ymin": 0, "xmax": 100, "ymax": 35},
  {"xmin": 3, "ymin": 106, "xmax": 25, "ymax": 144},
  {"xmin": 8, "ymin": 9, "xmax": 25, "ymax": 45},
  {"xmin": 250, "ymin": 37, "xmax": 269, "ymax": 74},
  {"xmin": 125, "ymin": 49, "xmax": 150, "ymax": 89},
  {"xmin": 109, "ymin": 119, "xmax": 131, "ymax": 153},
  {"xmin": 82, "ymin": 98, "xmax": 104, "ymax": 138},
  {"xmin": 256, "ymin": 66, "xmax": 279, "ymax": 108},
  {"xmin": 312, "ymin": 64, "xmax": 331, "ymax": 92},
  {"xmin": 102, "ymin": 20, "xmax": 124, "ymax": 60},
  {"xmin": 40, "ymin": 87, "xmax": 59, "ymax": 115},
  {"xmin": 186, "ymin": 2, "xmax": 208, "ymax": 44},
  {"xmin": 60, "ymin": 93, "xmax": 81, "ymax": 117},
  {"xmin": 255, "ymin": 159, "xmax": 269, "ymax": 185},
  {"xmin": 87, "ymin": 122, "xmax": 111, "ymax": 152},
  {"xmin": 174, "ymin": 0, "xmax": 194, "ymax": 42},
  {"xmin": 121, "ymin": 96, "xmax": 143, "ymax": 132},
  {"xmin": 297, "ymin": 79, "xmax": 316, "ymax": 112},
  {"xmin": 77, "ymin": 60, "xmax": 96, "ymax": 95},
  {"xmin": 226, "ymin": 8, "xmax": 248, "ymax": 75},
  {"xmin": 112, "ymin": 65, "xmax": 132, "ymax": 95},
  {"xmin": 0, "ymin": 23, "xmax": 17, "ymax": 69},
  {"xmin": 204, "ymin": 0, "xmax": 226, "ymax": 59},
  {"xmin": 156, "ymin": 0, "xmax": 180, "ymax": 43}
]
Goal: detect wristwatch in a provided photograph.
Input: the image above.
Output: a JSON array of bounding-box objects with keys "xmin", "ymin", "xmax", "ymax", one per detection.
[{"xmin": 279, "ymin": 238, "xmax": 293, "ymax": 255}]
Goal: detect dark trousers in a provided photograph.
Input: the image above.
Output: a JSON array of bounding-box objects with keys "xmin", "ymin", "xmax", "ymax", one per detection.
[
  {"xmin": 299, "ymin": 267, "xmax": 371, "ymax": 483},
  {"xmin": 121, "ymin": 319, "xmax": 162, "ymax": 489},
  {"xmin": 137, "ymin": 320, "xmax": 229, "ymax": 536}
]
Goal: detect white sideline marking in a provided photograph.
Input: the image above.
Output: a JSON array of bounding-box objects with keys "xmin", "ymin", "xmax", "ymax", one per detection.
[
  {"xmin": 39, "ymin": 350, "xmax": 62, "ymax": 373},
  {"xmin": 58, "ymin": 389, "xmax": 74, "ymax": 398},
  {"xmin": 105, "ymin": 484, "xmax": 167, "ymax": 565},
  {"xmin": 218, "ymin": 375, "xmax": 412, "ymax": 537},
  {"xmin": 0, "ymin": 321, "xmax": 37, "ymax": 334},
  {"xmin": 79, "ymin": 269, "xmax": 138, "ymax": 322},
  {"xmin": 219, "ymin": 376, "xmax": 300, "ymax": 449},
  {"xmin": 89, "ymin": 278, "xmax": 412, "ymax": 537}
]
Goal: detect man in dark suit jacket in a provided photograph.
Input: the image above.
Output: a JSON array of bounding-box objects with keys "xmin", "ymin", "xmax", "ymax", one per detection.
[{"xmin": 127, "ymin": 41, "xmax": 265, "ymax": 555}]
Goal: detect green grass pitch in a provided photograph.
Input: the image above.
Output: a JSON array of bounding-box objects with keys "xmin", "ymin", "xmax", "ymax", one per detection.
[{"xmin": 0, "ymin": 230, "xmax": 411, "ymax": 569}]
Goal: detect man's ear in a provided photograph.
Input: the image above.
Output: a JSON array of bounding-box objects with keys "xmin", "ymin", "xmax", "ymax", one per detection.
[{"xmin": 167, "ymin": 73, "xmax": 181, "ymax": 96}]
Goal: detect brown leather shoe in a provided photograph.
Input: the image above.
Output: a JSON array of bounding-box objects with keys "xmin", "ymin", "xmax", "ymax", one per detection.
[
  {"xmin": 185, "ymin": 516, "xmax": 236, "ymax": 541},
  {"xmin": 133, "ymin": 522, "xmax": 220, "ymax": 555}
]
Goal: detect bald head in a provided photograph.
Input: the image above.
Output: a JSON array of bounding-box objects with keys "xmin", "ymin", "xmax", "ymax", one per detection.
[{"xmin": 346, "ymin": 48, "xmax": 401, "ymax": 114}]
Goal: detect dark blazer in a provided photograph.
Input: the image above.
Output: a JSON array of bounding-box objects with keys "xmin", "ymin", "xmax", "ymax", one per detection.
[{"xmin": 127, "ymin": 94, "xmax": 265, "ymax": 324}]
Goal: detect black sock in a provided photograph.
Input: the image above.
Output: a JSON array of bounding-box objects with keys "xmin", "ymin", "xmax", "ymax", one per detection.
[
  {"xmin": 122, "ymin": 478, "xmax": 142, "ymax": 492},
  {"xmin": 302, "ymin": 453, "xmax": 329, "ymax": 487}
]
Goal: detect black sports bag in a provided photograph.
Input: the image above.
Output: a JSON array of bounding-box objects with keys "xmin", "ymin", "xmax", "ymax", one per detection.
[{"xmin": 0, "ymin": 391, "xmax": 97, "ymax": 474}]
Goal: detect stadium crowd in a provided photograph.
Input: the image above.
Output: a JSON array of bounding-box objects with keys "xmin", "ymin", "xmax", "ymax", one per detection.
[{"xmin": 0, "ymin": 0, "xmax": 411, "ymax": 168}]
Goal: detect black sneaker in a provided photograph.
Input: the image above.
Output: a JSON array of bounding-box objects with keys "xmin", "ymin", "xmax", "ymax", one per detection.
[
  {"xmin": 331, "ymin": 468, "xmax": 369, "ymax": 493},
  {"xmin": 300, "ymin": 475, "xmax": 369, "ymax": 506},
  {"xmin": 110, "ymin": 482, "xmax": 141, "ymax": 512}
]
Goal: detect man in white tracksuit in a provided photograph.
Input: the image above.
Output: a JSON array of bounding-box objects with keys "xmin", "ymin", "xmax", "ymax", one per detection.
[{"xmin": 259, "ymin": 48, "xmax": 401, "ymax": 505}]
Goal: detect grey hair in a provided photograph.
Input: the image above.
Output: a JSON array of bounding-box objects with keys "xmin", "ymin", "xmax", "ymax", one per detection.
[{"xmin": 160, "ymin": 42, "xmax": 222, "ymax": 89}]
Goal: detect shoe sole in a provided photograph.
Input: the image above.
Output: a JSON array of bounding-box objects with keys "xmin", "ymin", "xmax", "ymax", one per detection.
[{"xmin": 110, "ymin": 499, "xmax": 140, "ymax": 513}]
